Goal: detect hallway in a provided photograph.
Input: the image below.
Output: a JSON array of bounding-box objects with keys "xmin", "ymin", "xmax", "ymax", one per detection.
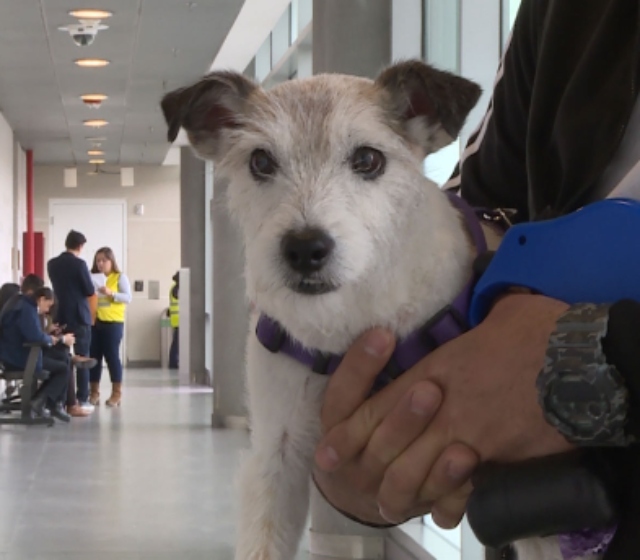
[{"xmin": 0, "ymin": 370, "xmax": 247, "ymax": 560}]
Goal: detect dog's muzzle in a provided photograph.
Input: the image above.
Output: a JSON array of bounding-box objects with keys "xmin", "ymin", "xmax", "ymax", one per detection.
[{"xmin": 280, "ymin": 228, "xmax": 337, "ymax": 295}]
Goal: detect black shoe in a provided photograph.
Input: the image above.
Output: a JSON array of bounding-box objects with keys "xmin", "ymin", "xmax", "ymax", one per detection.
[
  {"xmin": 50, "ymin": 402, "xmax": 71, "ymax": 423},
  {"xmin": 31, "ymin": 395, "xmax": 51, "ymax": 418}
]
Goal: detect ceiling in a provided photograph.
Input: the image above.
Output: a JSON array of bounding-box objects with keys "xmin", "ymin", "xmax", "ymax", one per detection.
[{"xmin": 0, "ymin": 0, "xmax": 245, "ymax": 166}]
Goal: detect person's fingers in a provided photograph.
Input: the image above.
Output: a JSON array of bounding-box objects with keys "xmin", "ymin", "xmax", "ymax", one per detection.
[
  {"xmin": 375, "ymin": 422, "xmax": 448, "ymax": 524},
  {"xmin": 319, "ymin": 328, "xmax": 395, "ymax": 432},
  {"xmin": 430, "ymin": 481, "xmax": 473, "ymax": 529},
  {"xmin": 358, "ymin": 381, "xmax": 442, "ymax": 475},
  {"xmin": 418, "ymin": 442, "xmax": 479, "ymax": 504}
]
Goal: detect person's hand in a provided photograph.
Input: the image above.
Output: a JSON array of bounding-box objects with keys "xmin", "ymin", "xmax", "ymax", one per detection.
[
  {"xmin": 98, "ymin": 286, "xmax": 113, "ymax": 296},
  {"xmin": 314, "ymin": 294, "xmax": 575, "ymax": 527},
  {"xmin": 62, "ymin": 333, "xmax": 76, "ymax": 346}
]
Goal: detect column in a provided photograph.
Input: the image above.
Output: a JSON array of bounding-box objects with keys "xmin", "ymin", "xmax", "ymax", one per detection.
[
  {"xmin": 310, "ymin": 3, "xmax": 392, "ymax": 558},
  {"xmin": 180, "ymin": 147, "xmax": 207, "ymax": 385},
  {"xmin": 210, "ymin": 174, "xmax": 249, "ymax": 428}
]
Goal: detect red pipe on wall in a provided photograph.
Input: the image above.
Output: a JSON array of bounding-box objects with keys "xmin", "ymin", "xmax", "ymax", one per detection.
[{"xmin": 25, "ymin": 149, "xmax": 35, "ymax": 275}]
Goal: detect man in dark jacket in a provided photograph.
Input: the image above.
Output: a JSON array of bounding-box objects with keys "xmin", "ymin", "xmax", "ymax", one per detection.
[
  {"xmin": 314, "ymin": 1, "xmax": 640, "ymax": 559},
  {"xmin": 47, "ymin": 230, "xmax": 95, "ymax": 410}
]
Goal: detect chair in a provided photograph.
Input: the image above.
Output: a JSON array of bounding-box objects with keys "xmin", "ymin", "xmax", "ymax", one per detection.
[{"xmin": 0, "ymin": 342, "xmax": 54, "ymax": 427}]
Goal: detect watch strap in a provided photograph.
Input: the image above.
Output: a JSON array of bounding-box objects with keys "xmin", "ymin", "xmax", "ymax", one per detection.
[{"xmin": 538, "ymin": 303, "xmax": 632, "ymax": 447}]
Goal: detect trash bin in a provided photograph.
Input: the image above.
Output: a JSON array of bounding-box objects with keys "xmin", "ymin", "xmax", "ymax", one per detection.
[{"xmin": 160, "ymin": 308, "xmax": 172, "ymax": 369}]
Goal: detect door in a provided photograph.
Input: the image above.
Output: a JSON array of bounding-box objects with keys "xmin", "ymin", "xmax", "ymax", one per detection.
[
  {"xmin": 48, "ymin": 199, "xmax": 127, "ymax": 361},
  {"xmin": 48, "ymin": 199, "xmax": 126, "ymax": 272}
]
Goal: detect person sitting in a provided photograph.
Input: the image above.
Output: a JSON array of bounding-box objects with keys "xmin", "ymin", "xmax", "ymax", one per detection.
[{"xmin": 0, "ymin": 286, "xmax": 75, "ymax": 422}]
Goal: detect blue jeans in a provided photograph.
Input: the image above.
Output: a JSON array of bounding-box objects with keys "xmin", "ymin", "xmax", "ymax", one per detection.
[
  {"xmin": 73, "ymin": 324, "xmax": 92, "ymax": 402},
  {"xmin": 89, "ymin": 321, "xmax": 124, "ymax": 384}
]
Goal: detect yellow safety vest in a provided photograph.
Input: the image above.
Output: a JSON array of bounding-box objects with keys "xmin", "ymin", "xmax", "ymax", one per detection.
[
  {"xmin": 97, "ymin": 273, "xmax": 126, "ymax": 323},
  {"xmin": 169, "ymin": 282, "xmax": 179, "ymax": 328}
]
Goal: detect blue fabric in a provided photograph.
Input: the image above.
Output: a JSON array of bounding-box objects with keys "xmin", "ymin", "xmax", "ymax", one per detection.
[
  {"xmin": 89, "ymin": 321, "xmax": 124, "ymax": 383},
  {"xmin": 47, "ymin": 252, "xmax": 95, "ymax": 328},
  {"xmin": 169, "ymin": 327, "xmax": 179, "ymax": 369},
  {"xmin": 0, "ymin": 295, "xmax": 52, "ymax": 371}
]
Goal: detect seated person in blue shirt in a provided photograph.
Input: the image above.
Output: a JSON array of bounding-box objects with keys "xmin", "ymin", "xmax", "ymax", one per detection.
[{"xmin": 0, "ymin": 286, "xmax": 75, "ymax": 422}]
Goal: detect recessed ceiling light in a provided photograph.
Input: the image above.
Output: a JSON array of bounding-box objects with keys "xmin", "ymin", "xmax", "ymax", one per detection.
[
  {"xmin": 87, "ymin": 150, "xmax": 104, "ymax": 156},
  {"xmin": 84, "ymin": 119, "xmax": 108, "ymax": 127},
  {"xmin": 81, "ymin": 93, "xmax": 108, "ymax": 108},
  {"xmin": 89, "ymin": 159, "xmax": 106, "ymax": 165},
  {"xmin": 75, "ymin": 58, "xmax": 110, "ymax": 68},
  {"xmin": 69, "ymin": 9, "xmax": 113, "ymax": 19}
]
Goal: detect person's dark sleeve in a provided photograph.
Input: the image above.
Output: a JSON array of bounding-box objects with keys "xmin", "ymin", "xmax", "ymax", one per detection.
[
  {"xmin": 17, "ymin": 308, "xmax": 53, "ymax": 347},
  {"xmin": 446, "ymin": 0, "xmax": 548, "ymax": 220},
  {"xmin": 79, "ymin": 261, "xmax": 95, "ymax": 297},
  {"xmin": 603, "ymin": 299, "xmax": 640, "ymax": 441},
  {"xmin": 171, "ymin": 285, "xmax": 179, "ymax": 300}
]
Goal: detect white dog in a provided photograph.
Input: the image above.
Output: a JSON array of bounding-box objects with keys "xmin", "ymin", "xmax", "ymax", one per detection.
[{"xmin": 161, "ymin": 61, "xmax": 598, "ymax": 560}]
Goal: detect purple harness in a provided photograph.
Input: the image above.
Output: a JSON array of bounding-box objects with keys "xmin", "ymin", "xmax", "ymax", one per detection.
[
  {"xmin": 254, "ymin": 193, "xmax": 616, "ymax": 558},
  {"xmin": 255, "ymin": 193, "xmax": 487, "ymax": 392}
]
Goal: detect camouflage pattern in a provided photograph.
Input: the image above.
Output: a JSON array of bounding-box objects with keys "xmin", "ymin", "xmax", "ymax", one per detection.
[{"xmin": 537, "ymin": 303, "xmax": 633, "ymax": 447}]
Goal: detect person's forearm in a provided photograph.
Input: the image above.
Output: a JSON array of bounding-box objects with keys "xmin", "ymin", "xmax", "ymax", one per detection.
[{"xmin": 113, "ymin": 275, "xmax": 132, "ymax": 303}]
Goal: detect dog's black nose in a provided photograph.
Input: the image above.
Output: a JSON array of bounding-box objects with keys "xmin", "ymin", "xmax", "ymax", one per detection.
[{"xmin": 281, "ymin": 229, "xmax": 335, "ymax": 274}]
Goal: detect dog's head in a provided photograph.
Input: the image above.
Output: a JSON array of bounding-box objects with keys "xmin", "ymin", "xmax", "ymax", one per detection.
[{"xmin": 162, "ymin": 61, "xmax": 480, "ymax": 331}]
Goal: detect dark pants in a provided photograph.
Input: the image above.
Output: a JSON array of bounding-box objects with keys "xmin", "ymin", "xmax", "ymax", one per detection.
[
  {"xmin": 39, "ymin": 355, "xmax": 69, "ymax": 405},
  {"xmin": 73, "ymin": 324, "xmax": 92, "ymax": 402},
  {"xmin": 44, "ymin": 344, "xmax": 76, "ymax": 407},
  {"xmin": 169, "ymin": 327, "xmax": 179, "ymax": 369},
  {"xmin": 89, "ymin": 321, "xmax": 124, "ymax": 384}
]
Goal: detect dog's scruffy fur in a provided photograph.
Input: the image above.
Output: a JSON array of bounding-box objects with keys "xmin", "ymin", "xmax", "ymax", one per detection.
[{"xmin": 162, "ymin": 61, "xmax": 594, "ymax": 560}]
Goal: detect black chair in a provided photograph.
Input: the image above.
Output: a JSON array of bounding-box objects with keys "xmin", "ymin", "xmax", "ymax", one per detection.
[{"xmin": 0, "ymin": 342, "xmax": 54, "ymax": 427}]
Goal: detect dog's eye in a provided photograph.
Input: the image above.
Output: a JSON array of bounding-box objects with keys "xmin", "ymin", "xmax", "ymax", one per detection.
[
  {"xmin": 249, "ymin": 149, "xmax": 278, "ymax": 180},
  {"xmin": 350, "ymin": 147, "xmax": 386, "ymax": 180}
]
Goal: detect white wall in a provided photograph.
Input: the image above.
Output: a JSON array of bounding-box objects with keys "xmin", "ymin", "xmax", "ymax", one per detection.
[
  {"xmin": 0, "ymin": 112, "xmax": 15, "ymax": 284},
  {"xmin": 13, "ymin": 141, "xmax": 26, "ymax": 283},
  {"xmin": 33, "ymin": 165, "xmax": 181, "ymax": 365}
]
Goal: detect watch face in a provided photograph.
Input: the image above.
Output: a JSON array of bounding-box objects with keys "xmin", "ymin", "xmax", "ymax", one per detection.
[
  {"xmin": 546, "ymin": 372, "xmax": 608, "ymax": 438},
  {"xmin": 541, "ymin": 364, "xmax": 629, "ymax": 445}
]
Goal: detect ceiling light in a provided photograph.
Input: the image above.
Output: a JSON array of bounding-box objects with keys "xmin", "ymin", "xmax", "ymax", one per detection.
[
  {"xmin": 69, "ymin": 9, "xmax": 113, "ymax": 19},
  {"xmin": 89, "ymin": 159, "xmax": 106, "ymax": 165},
  {"xmin": 81, "ymin": 93, "xmax": 108, "ymax": 108},
  {"xmin": 75, "ymin": 58, "xmax": 110, "ymax": 68},
  {"xmin": 87, "ymin": 150, "xmax": 104, "ymax": 156},
  {"xmin": 84, "ymin": 119, "xmax": 108, "ymax": 127},
  {"xmin": 85, "ymin": 136, "xmax": 106, "ymax": 141}
]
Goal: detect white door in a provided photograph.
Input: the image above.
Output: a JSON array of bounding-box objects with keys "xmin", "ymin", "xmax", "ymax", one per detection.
[
  {"xmin": 48, "ymin": 199, "xmax": 126, "ymax": 272},
  {"xmin": 48, "ymin": 199, "xmax": 127, "ymax": 361}
]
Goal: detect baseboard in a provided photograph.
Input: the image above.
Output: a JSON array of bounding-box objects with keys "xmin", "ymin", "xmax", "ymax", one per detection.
[{"xmin": 126, "ymin": 360, "xmax": 161, "ymax": 368}]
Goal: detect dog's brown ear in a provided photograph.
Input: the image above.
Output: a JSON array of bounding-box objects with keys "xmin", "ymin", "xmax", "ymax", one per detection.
[
  {"xmin": 375, "ymin": 60, "xmax": 482, "ymax": 156},
  {"xmin": 161, "ymin": 71, "xmax": 257, "ymax": 159}
]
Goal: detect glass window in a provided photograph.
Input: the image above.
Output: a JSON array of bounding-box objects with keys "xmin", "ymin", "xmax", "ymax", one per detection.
[
  {"xmin": 501, "ymin": 0, "xmax": 522, "ymax": 46},
  {"xmin": 421, "ymin": 0, "xmax": 461, "ymax": 186}
]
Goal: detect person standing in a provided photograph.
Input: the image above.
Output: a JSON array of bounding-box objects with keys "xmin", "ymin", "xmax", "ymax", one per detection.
[
  {"xmin": 88, "ymin": 247, "xmax": 131, "ymax": 407},
  {"xmin": 168, "ymin": 272, "xmax": 179, "ymax": 370},
  {"xmin": 47, "ymin": 230, "xmax": 95, "ymax": 413}
]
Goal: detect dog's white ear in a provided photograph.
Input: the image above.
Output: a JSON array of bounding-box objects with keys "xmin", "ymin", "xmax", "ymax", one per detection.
[
  {"xmin": 375, "ymin": 60, "xmax": 482, "ymax": 157},
  {"xmin": 161, "ymin": 71, "xmax": 258, "ymax": 159}
]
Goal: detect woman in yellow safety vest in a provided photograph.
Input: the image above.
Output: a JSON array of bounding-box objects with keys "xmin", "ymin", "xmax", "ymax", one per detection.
[
  {"xmin": 88, "ymin": 247, "xmax": 132, "ymax": 407},
  {"xmin": 168, "ymin": 271, "xmax": 179, "ymax": 369}
]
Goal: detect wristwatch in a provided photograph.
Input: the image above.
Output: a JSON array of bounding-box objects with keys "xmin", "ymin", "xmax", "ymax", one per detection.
[{"xmin": 537, "ymin": 303, "xmax": 633, "ymax": 447}]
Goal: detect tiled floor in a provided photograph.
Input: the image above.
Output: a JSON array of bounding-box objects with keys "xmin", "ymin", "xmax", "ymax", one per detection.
[{"xmin": 0, "ymin": 369, "xmax": 252, "ymax": 560}]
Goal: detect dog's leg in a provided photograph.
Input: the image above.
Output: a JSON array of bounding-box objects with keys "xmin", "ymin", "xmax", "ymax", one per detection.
[{"xmin": 235, "ymin": 335, "xmax": 328, "ymax": 560}]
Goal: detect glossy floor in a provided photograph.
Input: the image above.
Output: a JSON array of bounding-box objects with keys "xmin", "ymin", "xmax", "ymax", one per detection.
[{"xmin": 0, "ymin": 369, "xmax": 256, "ymax": 560}]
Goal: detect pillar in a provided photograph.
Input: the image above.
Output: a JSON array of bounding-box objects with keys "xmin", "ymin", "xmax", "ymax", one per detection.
[
  {"xmin": 310, "ymin": 2, "xmax": 392, "ymax": 558},
  {"xmin": 210, "ymin": 173, "xmax": 249, "ymax": 428},
  {"xmin": 180, "ymin": 147, "xmax": 207, "ymax": 385}
]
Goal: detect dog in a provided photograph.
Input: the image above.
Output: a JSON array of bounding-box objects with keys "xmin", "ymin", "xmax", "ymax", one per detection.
[{"xmin": 161, "ymin": 61, "xmax": 597, "ymax": 560}]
